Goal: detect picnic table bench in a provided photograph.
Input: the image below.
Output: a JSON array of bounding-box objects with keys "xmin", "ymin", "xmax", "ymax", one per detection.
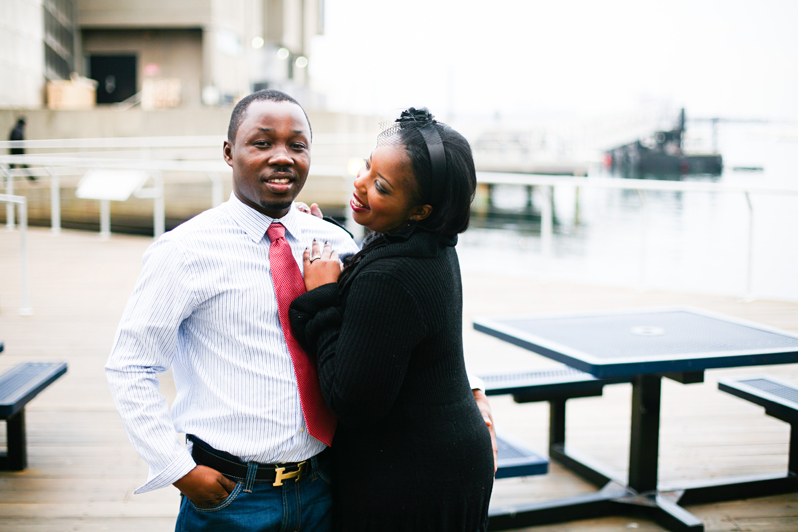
[
  {"xmin": 1, "ymin": 361, "xmax": 68, "ymax": 470},
  {"xmin": 718, "ymin": 375, "xmax": 798, "ymax": 476},
  {"xmin": 479, "ymin": 364, "xmax": 630, "ymax": 485},
  {"xmin": 495, "ymin": 430, "xmax": 548, "ymax": 479}
]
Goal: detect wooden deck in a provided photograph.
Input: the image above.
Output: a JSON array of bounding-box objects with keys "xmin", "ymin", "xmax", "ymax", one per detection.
[{"xmin": 1, "ymin": 227, "xmax": 797, "ymax": 531}]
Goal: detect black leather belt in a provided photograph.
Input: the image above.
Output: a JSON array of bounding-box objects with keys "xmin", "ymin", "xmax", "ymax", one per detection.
[{"xmin": 189, "ymin": 436, "xmax": 310, "ymax": 486}]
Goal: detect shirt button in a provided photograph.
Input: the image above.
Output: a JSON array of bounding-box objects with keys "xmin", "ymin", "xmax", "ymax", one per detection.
[{"xmin": 300, "ymin": 426, "xmax": 305, "ymax": 432}]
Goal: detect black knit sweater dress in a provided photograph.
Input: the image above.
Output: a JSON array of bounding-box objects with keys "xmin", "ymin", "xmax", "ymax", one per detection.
[{"xmin": 289, "ymin": 228, "xmax": 494, "ymax": 531}]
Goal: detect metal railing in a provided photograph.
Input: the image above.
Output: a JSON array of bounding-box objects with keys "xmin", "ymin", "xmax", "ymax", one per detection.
[
  {"xmin": 4, "ymin": 135, "xmax": 797, "ymax": 306},
  {"xmin": 0, "ymin": 154, "xmax": 230, "ymax": 238},
  {"xmin": 0, "ymin": 134, "xmax": 369, "ymax": 317},
  {"xmin": 0, "ymin": 194, "xmax": 32, "ymax": 315},
  {"xmin": 0, "ymin": 135, "xmax": 368, "ymax": 238},
  {"xmin": 476, "ymin": 172, "xmax": 798, "ymax": 301}
]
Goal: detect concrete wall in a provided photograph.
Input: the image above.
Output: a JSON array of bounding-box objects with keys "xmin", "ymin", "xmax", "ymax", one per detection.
[
  {"xmin": 77, "ymin": 0, "xmax": 213, "ymax": 28},
  {"xmin": 1, "ymin": 105, "xmax": 385, "ymax": 234},
  {"xmin": 82, "ymin": 29, "xmax": 204, "ymax": 107},
  {"xmin": 0, "ymin": 0, "xmax": 45, "ymax": 108},
  {"xmin": 0, "ymin": 106, "xmax": 385, "ymax": 142},
  {"xmin": 0, "ymin": 106, "xmax": 231, "ymax": 140}
]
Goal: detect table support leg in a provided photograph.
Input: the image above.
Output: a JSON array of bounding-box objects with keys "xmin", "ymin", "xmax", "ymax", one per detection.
[
  {"xmin": 0, "ymin": 409, "xmax": 27, "ymax": 471},
  {"xmin": 615, "ymin": 495, "xmax": 704, "ymax": 531},
  {"xmin": 549, "ymin": 399, "xmax": 566, "ymax": 446},
  {"xmin": 629, "ymin": 374, "xmax": 661, "ymax": 493},
  {"xmin": 487, "ymin": 488, "xmax": 629, "ymax": 531}
]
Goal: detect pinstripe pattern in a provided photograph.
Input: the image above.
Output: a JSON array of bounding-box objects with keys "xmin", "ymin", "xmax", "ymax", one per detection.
[{"xmin": 105, "ymin": 193, "xmax": 360, "ymax": 494}]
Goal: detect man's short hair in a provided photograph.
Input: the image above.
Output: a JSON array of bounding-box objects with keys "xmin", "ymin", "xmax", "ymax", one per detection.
[{"xmin": 227, "ymin": 89, "xmax": 312, "ymax": 142}]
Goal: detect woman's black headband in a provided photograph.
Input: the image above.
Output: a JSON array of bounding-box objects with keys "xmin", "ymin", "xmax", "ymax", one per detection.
[{"xmin": 394, "ymin": 108, "xmax": 447, "ymax": 203}]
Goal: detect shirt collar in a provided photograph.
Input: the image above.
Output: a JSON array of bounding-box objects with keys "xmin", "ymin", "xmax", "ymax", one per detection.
[{"xmin": 226, "ymin": 192, "xmax": 302, "ymax": 243}]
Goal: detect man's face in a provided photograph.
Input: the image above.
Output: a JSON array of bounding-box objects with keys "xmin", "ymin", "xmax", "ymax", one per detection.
[{"xmin": 224, "ymin": 100, "xmax": 311, "ymax": 218}]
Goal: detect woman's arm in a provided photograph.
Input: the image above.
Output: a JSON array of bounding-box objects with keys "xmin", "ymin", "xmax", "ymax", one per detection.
[{"xmin": 290, "ymin": 271, "xmax": 427, "ymax": 427}]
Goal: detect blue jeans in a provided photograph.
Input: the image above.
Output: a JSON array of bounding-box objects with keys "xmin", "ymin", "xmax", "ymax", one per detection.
[{"xmin": 175, "ymin": 452, "xmax": 332, "ymax": 532}]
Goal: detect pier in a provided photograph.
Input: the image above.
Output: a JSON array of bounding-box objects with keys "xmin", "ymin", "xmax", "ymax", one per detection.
[{"xmin": 1, "ymin": 227, "xmax": 797, "ymax": 531}]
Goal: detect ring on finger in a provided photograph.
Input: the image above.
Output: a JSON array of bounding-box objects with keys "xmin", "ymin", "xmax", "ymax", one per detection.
[{"xmin": 310, "ymin": 255, "xmax": 322, "ymax": 262}]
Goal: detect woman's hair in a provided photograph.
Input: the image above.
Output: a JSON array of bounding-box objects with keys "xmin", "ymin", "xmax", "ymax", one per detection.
[
  {"xmin": 379, "ymin": 108, "xmax": 477, "ymax": 238},
  {"xmin": 337, "ymin": 109, "xmax": 476, "ymax": 286}
]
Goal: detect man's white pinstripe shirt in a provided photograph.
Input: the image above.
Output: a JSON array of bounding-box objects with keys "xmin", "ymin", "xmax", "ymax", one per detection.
[{"xmin": 105, "ymin": 193, "xmax": 360, "ymax": 493}]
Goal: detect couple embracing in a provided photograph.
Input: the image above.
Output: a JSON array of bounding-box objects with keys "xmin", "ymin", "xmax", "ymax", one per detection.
[{"xmin": 106, "ymin": 90, "xmax": 496, "ymax": 531}]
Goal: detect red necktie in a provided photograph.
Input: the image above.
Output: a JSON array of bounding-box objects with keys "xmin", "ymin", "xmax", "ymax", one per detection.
[{"xmin": 267, "ymin": 222, "xmax": 336, "ymax": 446}]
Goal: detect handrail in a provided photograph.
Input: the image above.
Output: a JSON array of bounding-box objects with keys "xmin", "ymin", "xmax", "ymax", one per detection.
[
  {"xmin": 0, "ymin": 155, "xmax": 344, "ymax": 175},
  {"xmin": 0, "ymin": 194, "xmax": 32, "ymax": 315},
  {"xmin": 477, "ymin": 172, "xmax": 798, "ymax": 195},
  {"xmin": 0, "ymin": 132, "xmax": 374, "ymax": 150},
  {"xmin": 476, "ymin": 172, "xmax": 798, "ymax": 301},
  {"xmin": 1, "ymin": 148, "xmax": 348, "ymax": 239}
]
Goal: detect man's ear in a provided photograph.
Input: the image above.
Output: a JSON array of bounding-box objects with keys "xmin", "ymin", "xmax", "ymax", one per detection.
[
  {"xmin": 223, "ymin": 140, "xmax": 233, "ymax": 167},
  {"xmin": 409, "ymin": 204, "xmax": 432, "ymax": 222}
]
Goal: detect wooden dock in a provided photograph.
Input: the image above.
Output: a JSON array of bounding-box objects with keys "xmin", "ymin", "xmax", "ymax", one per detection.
[{"xmin": 1, "ymin": 227, "xmax": 797, "ymax": 531}]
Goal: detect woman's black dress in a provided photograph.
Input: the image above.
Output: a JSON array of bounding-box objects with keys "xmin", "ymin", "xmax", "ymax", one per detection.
[{"xmin": 290, "ymin": 229, "xmax": 494, "ymax": 531}]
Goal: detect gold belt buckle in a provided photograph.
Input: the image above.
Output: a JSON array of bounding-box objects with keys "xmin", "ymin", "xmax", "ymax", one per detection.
[{"xmin": 273, "ymin": 460, "xmax": 306, "ymax": 487}]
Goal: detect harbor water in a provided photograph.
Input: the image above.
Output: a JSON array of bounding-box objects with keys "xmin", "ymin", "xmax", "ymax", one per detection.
[{"xmin": 458, "ymin": 121, "xmax": 798, "ymax": 302}]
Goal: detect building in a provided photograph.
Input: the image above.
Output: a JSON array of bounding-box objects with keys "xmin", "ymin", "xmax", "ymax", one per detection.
[
  {"xmin": 1, "ymin": 0, "xmax": 382, "ymax": 235},
  {"xmin": 1, "ymin": 0, "xmax": 325, "ymax": 110}
]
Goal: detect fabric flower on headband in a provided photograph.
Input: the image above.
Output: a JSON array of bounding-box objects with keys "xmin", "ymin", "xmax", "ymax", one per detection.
[{"xmin": 396, "ymin": 107, "xmax": 437, "ymax": 127}]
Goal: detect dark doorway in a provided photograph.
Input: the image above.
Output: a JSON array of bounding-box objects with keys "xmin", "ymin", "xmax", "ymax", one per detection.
[{"xmin": 89, "ymin": 55, "xmax": 137, "ymax": 104}]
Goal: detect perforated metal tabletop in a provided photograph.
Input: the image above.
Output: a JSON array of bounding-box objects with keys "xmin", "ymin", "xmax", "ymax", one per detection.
[
  {"xmin": 474, "ymin": 307, "xmax": 798, "ymax": 378},
  {"xmin": 474, "ymin": 306, "xmax": 798, "ymax": 531}
]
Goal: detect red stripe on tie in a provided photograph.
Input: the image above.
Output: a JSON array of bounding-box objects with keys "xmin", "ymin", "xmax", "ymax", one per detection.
[{"xmin": 267, "ymin": 222, "xmax": 336, "ymax": 446}]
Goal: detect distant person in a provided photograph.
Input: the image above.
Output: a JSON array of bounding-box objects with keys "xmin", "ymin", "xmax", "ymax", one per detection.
[
  {"xmin": 289, "ymin": 107, "xmax": 495, "ymax": 531},
  {"xmin": 8, "ymin": 117, "xmax": 34, "ymax": 181},
  {"xmin": 105, "ymin": 90, "xmax": 496, "ymax": 531}
]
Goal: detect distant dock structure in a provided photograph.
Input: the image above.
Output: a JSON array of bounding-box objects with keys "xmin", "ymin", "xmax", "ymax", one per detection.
[{"xmin": 604, "ymin": 109, "xmax": 723, "ymax": 178}]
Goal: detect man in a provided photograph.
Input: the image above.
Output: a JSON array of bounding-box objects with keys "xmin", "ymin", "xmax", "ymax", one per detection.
[
  {"xmin": 106, "ymin": 90, "xmax": 495, "ymax": 531},
  {"xmin": 8, "ymin": 116, "xmax": 33, "ymax": 181}
]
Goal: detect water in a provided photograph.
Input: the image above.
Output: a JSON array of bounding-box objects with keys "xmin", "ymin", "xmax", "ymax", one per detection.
[{"xmin": 458, "ymin": 121, "xmax": 798, "ymax": 302}]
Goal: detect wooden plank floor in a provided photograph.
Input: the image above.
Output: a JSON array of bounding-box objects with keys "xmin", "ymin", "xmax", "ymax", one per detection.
[{"xmin": 1, "ymin": 227, "xmax": 797, "ymax": 531}]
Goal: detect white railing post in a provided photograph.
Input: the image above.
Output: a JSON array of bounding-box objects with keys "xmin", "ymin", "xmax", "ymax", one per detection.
[
  {"xmin": 540, "ymin": 185, "xmax": 553, "ymax": 262},
  {"xmin": 4, "ymin": 166, "xmax": 14, "ymax": 230},
  {"xmin": 18, "ymin": 198, "xmax": 32, "ymax": 315},
  {"xmin": 208, "ymin": 172, "xmax": 224, "ymax": 207},
  {"xmin": 744, "ymin": 192, "xmax": 755, "ymax": 301},
  {"xmin": 99, "ymin": 199, "xmax": 111, "ymax": 239},
  {"xmin": 153, "ymin": 171, "xmax": 165, "ymax": 239},
  {"xmin": 637, "ymin": 189, "xmax": 649, "ymax": 291},
  {"xmin": 0, "ymin": 194, "xmax": 32, "ymax": 315},
  {"xmin": 48, "ymin": 168, "xmax": 61, "ymax": 234}
]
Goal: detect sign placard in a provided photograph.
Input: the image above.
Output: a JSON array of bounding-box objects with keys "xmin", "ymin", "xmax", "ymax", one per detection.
[{"xmin": 76, "ymin": 170, "xmax": 149, "ymax": 201}]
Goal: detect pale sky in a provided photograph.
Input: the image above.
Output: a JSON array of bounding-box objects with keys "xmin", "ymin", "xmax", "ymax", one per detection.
[{"xmin": 310, "ymin": 0, "xmax": 798, "ymax": 123}]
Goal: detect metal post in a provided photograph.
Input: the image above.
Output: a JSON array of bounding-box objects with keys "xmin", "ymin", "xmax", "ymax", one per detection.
[
  {"xmin": 629, "ymin": 374, "xmax": 662, "ymax": 493},
  {"xmin": 209, "ymin": 172, "xmax": 224, "ymax": 207},
  {"xmin": 549, "ymin": 399, "xmax": 567, "ymax": 446},
  {"xmin": 1, "ymin": 410, "xmax": 27, "ymax": 470},
  {"xmin": 4, "ymin": 166, "xmax": 14, "ymax": 230},
  {"xmin": 744, "ymin": 192, "xmax": 754, "ymax": 301},
  {"xmin": 153, "ymin": 171, "xmax": 165, "ymax": 238},
  {"xmin": 99, "ymin": 199, "xmax": 111, "ymax": 239},
  {"xmin": 18, "ymin": 198, "xmax": 32, "ymax": 316},
  {"xmin": 540, "ymin": 185, "xmax": 553, "ymax": 261},
  {"xmin": 637, "ymin": 189, "xmax": 649, "ymax": 290},
  {"xmin": 526, "ymin": 185, "xmax": 534, "ymax": 213},
  {"xmin": 48, "ymin": 168, "xmax": 61, "ymax": 234}
]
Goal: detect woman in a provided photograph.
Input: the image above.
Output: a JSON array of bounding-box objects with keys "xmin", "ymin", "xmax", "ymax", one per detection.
[{"xmin": 289, "ymin": 108, "xmax": 494, "ymax": 531}]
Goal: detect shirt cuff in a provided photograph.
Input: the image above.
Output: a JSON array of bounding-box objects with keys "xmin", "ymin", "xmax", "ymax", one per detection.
[
  {"xmin": 467, "ymin": 373, "xmax": 485, "ymax": 392},
  {"xmin": 133, "ymin": 448, "xmax": 197, "ymax": 494}
]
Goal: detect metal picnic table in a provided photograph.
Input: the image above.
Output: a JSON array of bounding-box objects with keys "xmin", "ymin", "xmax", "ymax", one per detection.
[{"xmin": 474, "ymin": 306, "xmax": 798, "ymax": 531}]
